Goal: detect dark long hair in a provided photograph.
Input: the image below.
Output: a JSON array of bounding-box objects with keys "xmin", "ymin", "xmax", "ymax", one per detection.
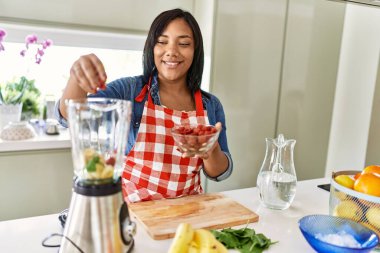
[{"xmin": 142, "ymin": 8, "xmax": 204, "ymax": 93}]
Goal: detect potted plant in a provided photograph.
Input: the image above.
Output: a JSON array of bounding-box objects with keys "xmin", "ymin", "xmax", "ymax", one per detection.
[
  {"xmin": 0, "ymin": 76, "xmax": 41, "ymax": 120},
  {"xmin": 0, "ymin": 82, "xmax": 24, "ymax": 130}
]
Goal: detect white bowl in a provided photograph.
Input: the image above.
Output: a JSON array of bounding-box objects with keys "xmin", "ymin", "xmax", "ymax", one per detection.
[{"xmin": 0, "ymin": 121, "xmax": 36, "ymax": 140}]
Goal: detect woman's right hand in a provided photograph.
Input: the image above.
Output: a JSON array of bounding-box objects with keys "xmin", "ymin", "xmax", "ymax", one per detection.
[
  {"xmin": 69, "ymin": 53, "xmax": 107, "ymax": 94},
  {"xmin": 59, "ymin": 54, "xmax": 107, "ymax": 119}
]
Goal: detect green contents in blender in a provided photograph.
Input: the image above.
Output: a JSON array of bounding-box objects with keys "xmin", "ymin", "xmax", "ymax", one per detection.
[{"xmin": 83, "ymin": 148, "xmax": 114, "ymax": 180}]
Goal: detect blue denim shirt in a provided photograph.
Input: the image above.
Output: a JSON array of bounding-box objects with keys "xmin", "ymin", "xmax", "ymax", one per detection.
[{"xmin": 55, "ymin": 74, "xmax": 233, "ymax": 181}]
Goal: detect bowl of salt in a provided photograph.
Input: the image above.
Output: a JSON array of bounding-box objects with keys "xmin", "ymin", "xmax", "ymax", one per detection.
[{"xmin": 298, "ymin": 214, "xmax": 379, "ymax": 253}]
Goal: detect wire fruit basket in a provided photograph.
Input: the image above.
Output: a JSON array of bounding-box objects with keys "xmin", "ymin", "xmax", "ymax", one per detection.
[{"xmin": 330, "ymin": 170, "xmax": 380, "ymax": 247}]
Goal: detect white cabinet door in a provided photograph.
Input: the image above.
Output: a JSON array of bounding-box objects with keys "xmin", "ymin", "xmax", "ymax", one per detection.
[
  {"xmin": 278, "ymin": 0, "xmax": 346, "ymax": 180},
  {"xmin": 0, "ymin": 149, "xmax": 73, "ymax": 220},
  {"xmin": 207, "ymin": 0, "xmax": 287, "ymax": 192}
]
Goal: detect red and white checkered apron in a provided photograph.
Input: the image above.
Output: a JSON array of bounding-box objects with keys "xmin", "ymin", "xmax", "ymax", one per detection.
[{"xmin": 122, "ymin": 82, "xmax": 208, "ymax": 203}]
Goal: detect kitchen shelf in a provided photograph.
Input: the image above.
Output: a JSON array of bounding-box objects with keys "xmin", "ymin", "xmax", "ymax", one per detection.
[{"xmin": 0, "ymin": 127, "xmax": 70, "ymax": 152}]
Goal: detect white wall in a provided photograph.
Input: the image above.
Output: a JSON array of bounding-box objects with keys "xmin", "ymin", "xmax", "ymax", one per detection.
[{"xmin": 325, "ymin": 3, "xmax": 380, "ymax": 175}]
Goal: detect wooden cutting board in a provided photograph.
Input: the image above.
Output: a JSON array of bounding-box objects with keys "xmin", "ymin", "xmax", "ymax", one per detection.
[{"xmin": 128, "ymin": 193, "xmax": 259, "ymax": 240}]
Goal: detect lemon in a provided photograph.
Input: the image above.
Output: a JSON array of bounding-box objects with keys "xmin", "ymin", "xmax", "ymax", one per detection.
[
  {"xmin": 366, "ymin": 206, "xmax": 380, "ymax": 228},
  {"xmin": 332, "ymin": 189, "xmax": 347, "ymax": 201},
  {"xmin": 333, "ymin": 200, "xmax": 363, "ymax": 222},
  {"xmin": 335, "ymin": 175, "xmax": 355, "ymax": 189},
  {"xmin": 359, "ymin": 222, "xmax": 380, "ymax": 239}
]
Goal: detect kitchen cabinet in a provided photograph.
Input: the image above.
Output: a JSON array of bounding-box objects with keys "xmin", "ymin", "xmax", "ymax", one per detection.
[
  {"xmin": 209, "ymin": 0, "xmax": 380, "ymax": 193},
  {"xmin": 0, "ymin": 134, "xmax": 73, "ymax": 221},
  {"xmin": 277, "ymin": 0, "xmax": 346, "ymax": 180},
  {"xmin": 208, "ymin": 0, "xmax": 288, "ymax": 192},
  {"xmin": 208, "ymin": 0, "xmax": 346, "ymax": 193}
]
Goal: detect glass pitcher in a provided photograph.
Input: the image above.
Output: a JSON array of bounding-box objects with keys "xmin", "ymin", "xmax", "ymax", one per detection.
[
  {"xmin": 66, "ymin": 98, "xmax": 132, "ymax": 184},
  {"xmin": 257, "ymin": 134, "xmax": 297, "ymax": 210}
]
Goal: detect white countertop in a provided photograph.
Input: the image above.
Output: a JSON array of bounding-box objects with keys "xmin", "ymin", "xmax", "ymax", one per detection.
[
  {"xmin": 0, "ymin": 178, "xmax": 332, "ymax": 252},
  {"xmin": 0, "ymin": 127, "xmax": 70, "ymax": 152}
]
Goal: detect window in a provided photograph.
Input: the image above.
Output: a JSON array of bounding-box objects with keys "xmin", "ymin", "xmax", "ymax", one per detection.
[
  {"xmin": 0, "ymin": 23, "xmax": 146, "ymax": 101},
  {"xmin": 0, "ymin": 21, "xmax": 211, "ymax": 105},
  {"xmin": 0, "ymin": 43, "xmax": 143, "ymax": 99}
]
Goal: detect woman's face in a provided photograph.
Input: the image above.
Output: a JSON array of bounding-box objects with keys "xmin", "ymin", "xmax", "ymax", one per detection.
[{"xmin": 154, "ymin": 18, "xmax": 194, "ymax": 84}]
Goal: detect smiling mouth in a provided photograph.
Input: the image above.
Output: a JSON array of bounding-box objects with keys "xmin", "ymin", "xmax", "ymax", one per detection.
[{"xmin": 163, "ymin": 61, "xmax": 181, "ymax": 68}]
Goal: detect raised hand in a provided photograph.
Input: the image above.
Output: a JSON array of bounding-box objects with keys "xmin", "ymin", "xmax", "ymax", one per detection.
[{"xmin": 70, "ymin": 53, "xmax": 107, "ymax": 94}]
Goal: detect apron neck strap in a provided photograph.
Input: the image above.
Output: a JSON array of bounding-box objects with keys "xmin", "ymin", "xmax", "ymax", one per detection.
[
  {"xmin": 135, "ymin": 76, "xmax": 153, "ymax": 103},
  {"xmin": 135, "ymin": 76, "xmax": 204, "ymax": 116},
  {"xmin": 194, "ymin": 90, "xmax": 204, "ymax": 116}
]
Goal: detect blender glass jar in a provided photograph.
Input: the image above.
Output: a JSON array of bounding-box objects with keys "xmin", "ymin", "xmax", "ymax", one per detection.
[{"xmin": 66, "ymin": 98, "xmax": 132, "ymax": 184}]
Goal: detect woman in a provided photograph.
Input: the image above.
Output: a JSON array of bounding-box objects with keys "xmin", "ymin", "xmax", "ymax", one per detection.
[{"xmin": 56, "ymin": 8, "xmax": 233, "ymax": 202}]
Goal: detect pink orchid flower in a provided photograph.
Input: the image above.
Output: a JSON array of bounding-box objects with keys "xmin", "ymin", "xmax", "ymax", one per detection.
[
  {"xmin": 0, "ymin": 29, "xmax": 6, "ymax": 39},
  {"xmin": 42, "ymin": 39, "xmax": 53, "ymax": 49},
  {"xmin": 25, "ymin": 34, "xmax": 38, "ymax": 47},
  {"xmin": 0, "ymin": 28, "xmax": 6, "ymax": 52},
  {"xmin": 0, "ymin": 29, "xmax": 52, "ymax": 63},
  {"xmin": 20, "ymin": 34, "xmax": 53, "ymax": 64}
]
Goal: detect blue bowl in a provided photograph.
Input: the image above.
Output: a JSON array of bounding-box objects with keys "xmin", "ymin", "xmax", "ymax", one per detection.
[{"xmin": 299, "ymin": 215, "xmax": 379, "ymax": 253}]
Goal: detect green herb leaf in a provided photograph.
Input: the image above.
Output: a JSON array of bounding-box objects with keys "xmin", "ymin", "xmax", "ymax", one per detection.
[
  {"xmin": 211, "ymin": 227, "xmax": 277, "ymax": 253},
  {"xmin": 86, "ymin": 155, "xmax": 100, "ymax": 172}
]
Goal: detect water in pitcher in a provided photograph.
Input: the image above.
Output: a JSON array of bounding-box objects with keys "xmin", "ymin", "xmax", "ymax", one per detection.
[
  {"xmin": 257, "ymin": 134, "xmax": 297, "ymax": 210},
  {"xmin": 257, "ymin": 171, "xmax": 297, "ymax": 210}
]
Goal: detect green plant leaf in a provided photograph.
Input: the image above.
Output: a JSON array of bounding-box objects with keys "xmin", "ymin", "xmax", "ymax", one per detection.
[
  {"xmin": 0, "ymin": 89, "xmax": 4, "ymax": 104},
  {"xmin": 211, "ymin": 227, "xmax": 277, "ymax": 253},
  {"xmin": 1, "ymin": 76, "xmax": 41, "ymax": 116}
]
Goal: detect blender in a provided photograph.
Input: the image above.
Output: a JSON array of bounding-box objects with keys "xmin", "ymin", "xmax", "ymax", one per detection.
[{"xmin": 59, "ymin": 98, "xmax": 135, "ymax": 253}]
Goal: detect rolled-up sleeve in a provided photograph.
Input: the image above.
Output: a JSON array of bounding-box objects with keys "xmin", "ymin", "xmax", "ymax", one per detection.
[
  {"xmin": 54, "ymin": 77, "xmax": 136, "ymax": 128},
  {"xmin": 202, "ymin": 93, "xmax": 233, "ymax": 181},
  {"xmin": 203, "ymin": 151, "xmax": 233, "ymax": 181},
  {"xmin": 54, "ymin": 99, "xmax": 68, "ymax": 128}
]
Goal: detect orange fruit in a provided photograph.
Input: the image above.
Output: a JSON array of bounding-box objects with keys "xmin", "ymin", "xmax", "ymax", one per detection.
[
  {"xmin": 354, "ymin": 173, "xmax": 380, "ymax": 197},
  {"xmin": 354, "ymin": 172, "xmax": 361, "ymax": 180},
  {"xmin": 362, "ymin": 165, "xmax": 380, "ymax": 176}
]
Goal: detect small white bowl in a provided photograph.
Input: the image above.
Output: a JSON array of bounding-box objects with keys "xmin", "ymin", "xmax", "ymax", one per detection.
[{"xmin": 0, "ymin": 121, "xmax": 36, "ymax": 140}]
